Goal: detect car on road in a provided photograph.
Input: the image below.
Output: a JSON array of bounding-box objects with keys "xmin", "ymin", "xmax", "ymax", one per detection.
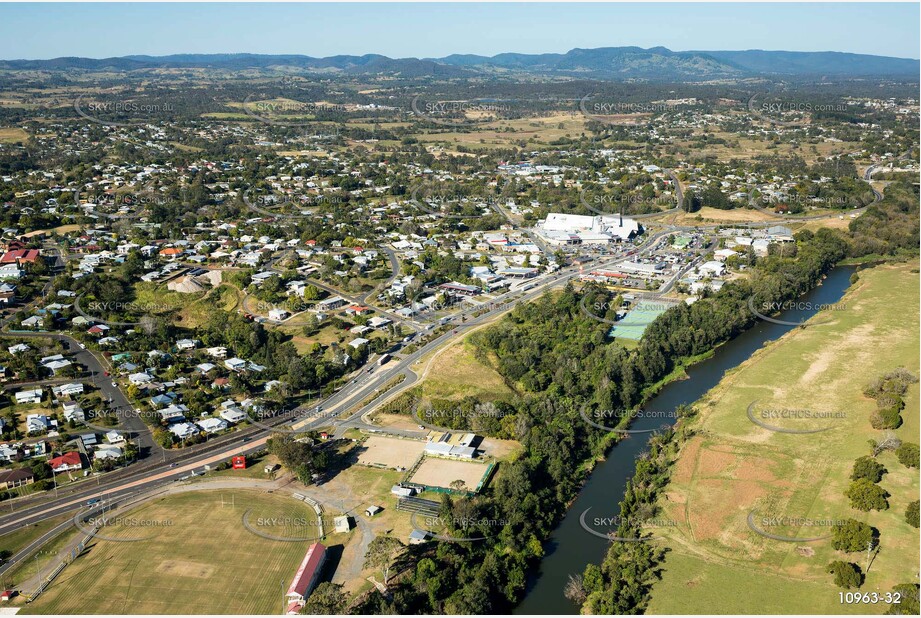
[
  {"xmin": 78, "ymin": 343, "xmax": 86, "ymax": 349},
  {"xmin": 86, "ymin": 498, "xmax": 101, "ymax": 506},
  {"xmin": 169, "ymin": 463, "xmax": 178, "ymax": 468}
]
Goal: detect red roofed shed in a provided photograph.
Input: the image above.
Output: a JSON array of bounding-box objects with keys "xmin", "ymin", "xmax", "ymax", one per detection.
[{"xmin": 286, "ymin": 543, "xmax": 326, "ymax": 602}]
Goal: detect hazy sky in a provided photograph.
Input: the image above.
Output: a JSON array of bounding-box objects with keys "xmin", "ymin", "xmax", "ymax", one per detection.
[{"xmin": 0, "ymin": 3, "xmax": 918, "ymax": 60}]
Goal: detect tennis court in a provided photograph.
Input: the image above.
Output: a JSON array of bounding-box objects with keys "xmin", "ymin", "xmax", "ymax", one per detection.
[{"xmin": 609, "ymin": 299, "xmax": 675, "ymax": 340}]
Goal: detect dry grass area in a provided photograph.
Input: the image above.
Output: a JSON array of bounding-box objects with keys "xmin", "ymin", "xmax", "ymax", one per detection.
[
  {"xmin": 22, "ymin": 490, "xmax": 332, "ymax": 615},
  {"xmin": 420, "ymin": 339, "xmax": 515, "ymax": 402},
  {"xmin": 414, "ymin": 112, "xmax": 589, "ymax": 150},
  {"xmin": 649, "ymin": 262, "xmax": 920, "ymax": 614},
  {"xmin": 0, "ymin": 127, "xmax": 29, "ymax": 143},
  {"xmin": 665, "ymin": 206, "xmax": 781, "ymax": 226},
  {"xmin": 367, "ymin": 412, "xmax": 422, "ymax": 431}
]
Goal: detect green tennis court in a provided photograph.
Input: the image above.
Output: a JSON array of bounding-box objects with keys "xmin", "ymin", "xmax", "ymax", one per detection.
[{"xmin": 609, "ymin": 301, "xmax": 673, "ymax": 340}]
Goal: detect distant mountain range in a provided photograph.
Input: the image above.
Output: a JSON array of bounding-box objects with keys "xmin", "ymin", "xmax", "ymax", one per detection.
[{"xmin": 1, "ymin": 47, "xmax": 917, "ymax": 80}]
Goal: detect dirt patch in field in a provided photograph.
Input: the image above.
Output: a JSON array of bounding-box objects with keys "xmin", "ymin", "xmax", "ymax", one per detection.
[
  {"xmin": 155, "ymin": 560, "xmax": 215, "ymax": 579},
  {"xmin": 799, "ymin": 347, "xmax": 835, "ymax": 384},
  {"xmin": 408, "ymin": 457, "xmax": 491, "ymax": 491},
  {"xmin": 357, "ymin": 436, "xmax": 426, "ymax": 469},
  {"xmin": 735, "ymin": 457, "xmax": 779, "ymax": 483},
  {"xmin": 688, "ymin": 478, "xmax": 770, "ymax": 542},
  {"xmin": 695, "ymin": 447, "xmax": 737, "ymax": 477},
  {"xmin": 671, "ymin": 435, "xmax": 703, "ymax": 484},
  {"xmin": 478, "ymin": 437, "xmax": 520, "ymax": 460}
]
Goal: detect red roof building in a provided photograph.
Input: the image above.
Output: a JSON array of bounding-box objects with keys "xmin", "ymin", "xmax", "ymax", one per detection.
[
  {"xmin": 50, "ymin": 451, "xmax": 83, "ymax": 473},
  {"xmin": 0, "ymin": 249, "xmax": 39, "ymax": 265},
  {"xmin": 286, "ymin": 543, "xmax": 326, "ymax": 603}
]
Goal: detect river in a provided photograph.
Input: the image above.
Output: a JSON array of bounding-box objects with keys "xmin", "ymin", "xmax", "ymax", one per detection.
[{"xmin": 516, "ymin": 265, "xmax": 856, "ymax": 615}]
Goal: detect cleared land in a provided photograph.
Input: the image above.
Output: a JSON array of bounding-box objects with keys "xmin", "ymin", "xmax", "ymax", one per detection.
[
  {"xmin": 21, "ymin": 490, "xmax": 328, "ymax": 615},
  {"xmin": 408, "ymin": 457, "xmax": 491, "ymax": 492},
  {"xmin": 647, "ymin": 262, "xmax": 920, "ymax": 615},
  {"xmin": 356, "ymin": 436, "xmax": 425, "ymax": 469},
  {"xmin": 419, "ymin": 338, "xmax": 515, "ymax": 402},
  {"xmin": 0, "ymin": 127, "xmax": 29, "ymax": 143}
]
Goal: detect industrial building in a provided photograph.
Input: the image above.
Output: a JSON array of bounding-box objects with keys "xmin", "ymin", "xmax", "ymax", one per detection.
[{"xmin": 534, "ymin": 213, "xmax": 640, "ymax": 245}]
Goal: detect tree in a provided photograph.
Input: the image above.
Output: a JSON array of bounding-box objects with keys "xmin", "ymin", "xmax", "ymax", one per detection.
[
  {"xmin": 850, "ymin": 456, "xmax": 886, "ymax": 483},
  {"xmin": 870, "ymin": 405, "xmax": 902, "ymax": 430},
  {"xmin": 886, "ymin": 583, "xmax": 920, "ymax": 615},
  {"xmin": 845, "ymin": 479, "xmax": 889, "ymax": 511},
  {"xmin": 364, "ymin": 535, "xmax": 404, "ymax": 585},
  {"xmin": 302, "ymin": 582, "xmax": 346, "ymax": 614},
  {"xmin": 906, "ymin": 501, "xmax": 919, "ymax": 529},
  {"xmin": 896, "ymin": 442, "xmax": 919, "ymax": 468},
  {"xmin": 30, "ymin": 460, "xmax": 52, "ymax": 480},
  {"xmin": 564, "ymin": 573, "xmax": 587, "ymax": 604},
  {"xmin": 827, "ymin": 561, "xmax": 863, "ymax": 589},
  {"xmin": 266, "ymin": 435, "xmax": 329, "ymax": 484},
  {"xmin": 832, "ymin": 519, "xmax": 874, "ymax": 552}
]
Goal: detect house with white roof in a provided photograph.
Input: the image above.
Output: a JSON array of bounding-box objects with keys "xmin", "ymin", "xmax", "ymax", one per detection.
[
  {"xmin": 26, "ymin": 413, "xmax": 51, "ymax": 433},
  {"xmin": 206, "ymin": 346, "xmax": 228, "ymax": 359},
  {"xmin": 219, "ymin": 407, "xmax": 247, "ymax": 424},
  {"xmin": 94, "ymin": 444, "xmax": 123, "ymax": 460},
  {"xmin": 16, "ymin": 388, "xmax": 44, "ymax": 405},
  {"xmin": 197, "ymin": 417, "xmax": 229, "ymax": 434},
  {"xmin": 224, "ymin": 357, "xmax": 247, "ymax": 372},
  {"xmin": 129, "ymin": 372, "xmax": 154, "ymax": 386},
  {"xmin": 168, "ymin": 422, "xmax": 199, "ymax": 439}
]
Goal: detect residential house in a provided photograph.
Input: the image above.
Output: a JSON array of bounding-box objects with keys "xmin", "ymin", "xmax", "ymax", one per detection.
[
  {"xmin": 15, "ymin": 389, "xmax": 43, "ymax": 405},
  {"xmin": 206, "ymin": 346, "xmax": 228, "ymax": 359},
  {"xmin": 168, "ymin": 422, "xmax": 199, "ymax": 439},
  {"xmin": 49, "ymin": 451, "xmax": 83, "ymax": 473},
  {"xmin": 94, "ymin": 444, "xmax": 123, "ymax": 460},
  {"xmin": 224, "ymin": 357, "xmax": 247, "ymax": 372},
  {"xmin": 219, "ymin": 408, "xmax": 247, "ymax": 424},
  {"xmin": 0, "ymin": 468, "xmax": 34, "ymax": 489},
  {"xmin": 105, "ymin": 430, "xmax": 126, "ymax": 444},
  {"xmin": 196, "ymin": 417, "xmax": 228, "ymax": 434},
  {"xmin": 129, "ymin": 371, "xmax": 156, "ymax": 386}
]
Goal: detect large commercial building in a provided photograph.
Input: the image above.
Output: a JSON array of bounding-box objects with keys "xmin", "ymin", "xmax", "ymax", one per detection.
[{"xmin": 535, "ymin": 213, "xmax": 640, "ymax": 245}]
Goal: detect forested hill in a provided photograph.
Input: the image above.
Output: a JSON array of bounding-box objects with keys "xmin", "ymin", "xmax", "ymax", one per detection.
[{"xmin": 1, "ymin": 47, "xmax": 917, "ymax": 80}]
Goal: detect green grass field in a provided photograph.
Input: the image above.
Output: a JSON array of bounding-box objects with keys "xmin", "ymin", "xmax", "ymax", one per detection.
[
  {"xmin": 647, "ymin": 262, "xmax": 920, "ymax": 615},
  {"xmin": 21, "ymin": 490, "xmax": 330, "ymax": 615}
]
